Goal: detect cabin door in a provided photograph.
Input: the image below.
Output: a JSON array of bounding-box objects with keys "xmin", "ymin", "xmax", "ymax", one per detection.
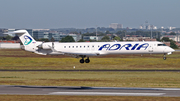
[
  {"xmin": 91, "ymin": 45, "xmax": 95, "ymax": 51},
  {"xmin": 148, "ymin": 44, "xmax": 153, "ymax": 53}
]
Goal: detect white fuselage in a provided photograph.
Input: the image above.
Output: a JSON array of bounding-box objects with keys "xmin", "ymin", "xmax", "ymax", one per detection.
[{"xmin": 38, "ymin": 41, "xmax": 174, "ymax": 56}]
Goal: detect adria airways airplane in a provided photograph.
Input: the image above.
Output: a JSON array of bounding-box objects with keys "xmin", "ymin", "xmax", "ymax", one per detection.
[{"xmin": 5, "ymin": 30, "xmax": 175, "ymax": 63}]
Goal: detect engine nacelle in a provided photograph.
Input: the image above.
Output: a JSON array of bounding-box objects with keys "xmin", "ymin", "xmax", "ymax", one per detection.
[{"xmin": 39, "ymin": 43, "xmax": 52, "ymax": 49}]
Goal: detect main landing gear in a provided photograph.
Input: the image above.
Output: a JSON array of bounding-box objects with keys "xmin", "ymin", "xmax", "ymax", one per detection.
[
  {"xmin": 80, "ymin": 56, "xmax": 90, "ymax": 63},
  {"xmin": 163, "ymin": 53, "xmax": 167, "ymax": 60}
]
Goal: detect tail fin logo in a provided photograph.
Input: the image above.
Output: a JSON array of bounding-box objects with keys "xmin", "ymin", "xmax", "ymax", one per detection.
[{"xmin": 24, "ymin": 35, "xmax": 32, "ymax": 45}]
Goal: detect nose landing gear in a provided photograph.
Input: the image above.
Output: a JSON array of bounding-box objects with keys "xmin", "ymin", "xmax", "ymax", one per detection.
[{"xmin": 163, "ymin": 54, "xmax": 167, "ymax": 60}]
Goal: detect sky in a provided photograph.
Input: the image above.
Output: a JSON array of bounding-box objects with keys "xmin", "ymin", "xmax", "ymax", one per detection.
[{"xmin": 0, "ymin": 0, "xmax": 180, "ymax": 29}]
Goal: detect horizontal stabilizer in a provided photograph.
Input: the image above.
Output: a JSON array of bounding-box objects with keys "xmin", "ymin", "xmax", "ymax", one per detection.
[{"xmin": 4, "ymin": 30, "xmax": 27, "ymax": 36}]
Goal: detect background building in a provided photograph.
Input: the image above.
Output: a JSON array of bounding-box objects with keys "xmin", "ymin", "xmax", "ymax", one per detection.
[
  {"xmin": 26, "ymin": 29, "xmax": 33, "ymax": 36},
  {"xmin": 60, "ymin": 34, "xmax": 82, "ymax": 42},
  {"xmin": 0, "ymin": 43, "xmax": 20, "ymax": 49},
  {"xmin": 123, "ymin": 37, "xmax": 156, "ymax": 41},
  {"xmin": 109, "ymin": 23, "xmax": 123, "ymax": 29},
  {"xmin": 33, "ymin": 30, "xmax": 44, "ymax": 39},
  {"xmin": 83, "ymin": 36, "xmax": 104, "ymax": 41},
  {"xmin": 43, "ymin": 32, "xmax": 60, "ymax": 41},
  {"xmin": 0, "ymin": 29, "xmax": 7, "ymax": 37}
]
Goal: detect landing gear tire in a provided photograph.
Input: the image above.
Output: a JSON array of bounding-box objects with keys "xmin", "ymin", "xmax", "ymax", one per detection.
[
  {"xmin": 163, "ymin": 54, "xmax": 167, "ymax": 60},
  {"xmin": 80, "ymin": 59, "xmax": 84, "ymax": 63},
  {"xmin": 85, "ymin": 59, "xmax": 90, "ymax": 63}
]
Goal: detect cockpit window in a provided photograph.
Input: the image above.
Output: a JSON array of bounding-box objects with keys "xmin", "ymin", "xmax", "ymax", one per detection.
[{"xmin": 158, "ymin": 44, "xmax": 167, "ymax": 46}]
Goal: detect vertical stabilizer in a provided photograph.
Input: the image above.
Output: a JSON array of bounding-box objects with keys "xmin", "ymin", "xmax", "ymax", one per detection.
[
  {"xmin": 13, "ymin": 30, "xmax": 36, "ymax": 46},
  {"xmin": 4, "ymin": 30, "xmax": 37, "ymax": 52}
]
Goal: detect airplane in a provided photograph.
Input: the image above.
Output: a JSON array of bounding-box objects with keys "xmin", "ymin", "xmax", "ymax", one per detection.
[{"xmin": 5, "ymin": 30, "xmax": 175, "ymax": 63}]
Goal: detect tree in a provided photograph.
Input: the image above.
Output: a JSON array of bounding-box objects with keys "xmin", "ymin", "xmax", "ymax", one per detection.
[
  {"xmin": 37, "ymin": 38, "xmax": 49, "ymax": 42},
  {"xmin": 156, "ymin": 38, "xmax": 160, "ymax": 41},
  {"xmin": 113, "ymin": 36, "xmax": 121, "ymax": 41},
  {"xmin": 169, "ymin": 32, "xmax": 176, "ymax": 35},
  {"xmin": 12, "ymin": 36, "xmax": 19, "ymax": 40},
  {"xmin": 51, "ymin": 37, "xmax": 55, "ymax": 42},
  {"xmin": 161, "ymin": 37, "xmax": 178, "ymax": 49},
  {"xmin": 100, "ymin": 36, "xmax": 110, "ymax": 42},
  {"xmin": 170, "ymin": 40, "xmax": 178, "ymax": 49},
  {"xmin": 4, "ymin": 35, "xmax": 12, "ymax": 40},
  {"xmin": 0, "ymin": 37, "xmax": 3, "ymax": 40},
  {"xmin": 89, "ymin": 39, "xmax": 97, "ymax": 42},
  {"xmin": 116, "ymin": 30, "xmax": 126, "ymax": 39},
  {"xmin": 161, "ymin": 37, "xmax": 170, "ymax": 42},
  {"xmin": 60, "ymin": 36, "xmax": 75, "ymax": 42},
  {"xmin": 105, "ymin": 31, "xmax": 110, "ymax": 34}
]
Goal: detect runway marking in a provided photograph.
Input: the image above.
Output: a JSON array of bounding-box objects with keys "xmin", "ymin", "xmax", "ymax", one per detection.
[
  {"xmin": 159, "ymin": 88, "xmax": 180, "ymax": 91},
  {"xmin": 49, "ymin": 92, "xmax": 165, "ymax": 96},
  {"xmin": 91, "ymin": 87, "xmax": 180, "ymax": 91}
]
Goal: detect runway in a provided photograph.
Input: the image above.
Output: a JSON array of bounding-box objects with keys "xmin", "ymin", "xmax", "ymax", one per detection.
[
  {"xmin": 0, "ymin": 85, "xmax": 180, "ymax": 97},
  {"xmin": 1, "ymin": 69, "xmax": 180, "ymax": 72}
]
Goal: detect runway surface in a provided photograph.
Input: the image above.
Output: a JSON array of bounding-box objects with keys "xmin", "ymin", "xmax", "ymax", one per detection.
[
  {"xmin": 0, "ymin": 85, "xmax": 180, "ymax": 97},
  {"xmin": 1, "ymin": 69, "xmax": 180, "ymax": 72}
]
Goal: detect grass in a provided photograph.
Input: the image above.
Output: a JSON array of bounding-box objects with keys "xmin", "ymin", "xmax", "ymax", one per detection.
[
  {"xmin": 0, "ymin": 95, "xmax": 180, "ymax": 101},
  {"xmin": 0, "ymin": 57, "xmax": 180, "ymax": 70},
  {"xmin": 0, "ymin": 71, "xmax": 180, "ymax": 88},
  {"xmin": 0, "ymin": 49, "xmax": 180, "ymax": 70}
]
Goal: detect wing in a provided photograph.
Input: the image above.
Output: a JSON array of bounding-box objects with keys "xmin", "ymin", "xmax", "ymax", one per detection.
[
  {"xmin": 60, "ymin": 51, "xmax": 100, "ymax": 58},
  {"xmin": 46, "ymin": 45, "xmax": 101, "ymax": 58}
]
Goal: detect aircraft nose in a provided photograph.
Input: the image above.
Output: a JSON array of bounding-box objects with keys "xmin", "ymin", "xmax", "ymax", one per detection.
[
  {"xmin": 164, "ymin": 47, "xmax": 175, "ymax": 53},
  {"xmin": 171, "ymin": 48, "xmax": 175, "ymax": 52},
  {"xmin": 168, "ymin": 48, "xmax": 175, "ymax": 52}
]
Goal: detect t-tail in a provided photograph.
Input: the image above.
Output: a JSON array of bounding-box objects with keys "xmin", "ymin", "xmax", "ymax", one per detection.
[{"xmin": 4, "ymin": 30, "xmax": 42, "ymax": 52}]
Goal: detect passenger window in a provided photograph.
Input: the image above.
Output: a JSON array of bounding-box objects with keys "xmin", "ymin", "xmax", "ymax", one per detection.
[
  {"xmin": 69, "ymin": 46, "xmax": 70, "ymax": 48},
  {"xmin": 76, "ymin": 46, "xmax": 78, "ymax": 48},
  {"xmin": 72, "ymin": 46, "xmax": 74, "ymax": 48},
  {"xmin": 64, "ymin": 46, "xmax": 66, "ymax": 48},
  {"xmin": 84, "ymin": 46, "xmax": 85, "ymax": 48}
]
